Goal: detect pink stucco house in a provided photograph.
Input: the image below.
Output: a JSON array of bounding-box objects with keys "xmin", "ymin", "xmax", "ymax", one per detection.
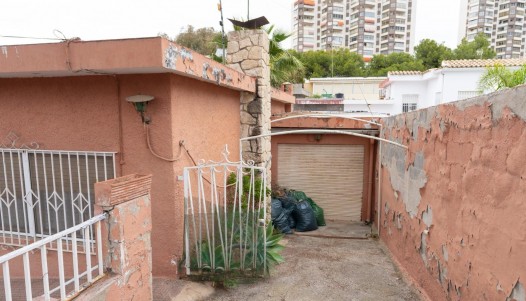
[{"xmin": 0, "ymin": 36, "xmax": 293, "ymax": 278}]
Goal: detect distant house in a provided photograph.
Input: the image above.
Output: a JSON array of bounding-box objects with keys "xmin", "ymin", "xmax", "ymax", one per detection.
[
  {"xmin": 381, "ymin": 58, "xmax": 526, "ymax": 113},
  {"xmin": 294, "ymin": 77, "xmax": 394, "ymax": 115}
]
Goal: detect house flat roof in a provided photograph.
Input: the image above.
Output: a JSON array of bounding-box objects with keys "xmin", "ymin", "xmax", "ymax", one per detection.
[{"xmin": 0, "ymin": 37, "xmax": 256, "ymax": 92}]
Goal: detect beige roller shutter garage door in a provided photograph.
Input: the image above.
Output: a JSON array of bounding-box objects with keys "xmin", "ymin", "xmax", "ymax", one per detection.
[{"xmin": 277, "ymin": 144, "xmax": 364, "ymax": 221}]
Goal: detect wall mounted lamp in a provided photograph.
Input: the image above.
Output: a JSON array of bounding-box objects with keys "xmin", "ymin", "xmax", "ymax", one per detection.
[{"xmin": 126, "ymin": 94, "xmax": 154, "ymax": 124}]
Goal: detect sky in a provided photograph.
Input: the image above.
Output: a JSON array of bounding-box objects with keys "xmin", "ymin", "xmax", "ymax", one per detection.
[{"xmin": 0, "ymin": 0, "xmax": 461, "ymax": 49}]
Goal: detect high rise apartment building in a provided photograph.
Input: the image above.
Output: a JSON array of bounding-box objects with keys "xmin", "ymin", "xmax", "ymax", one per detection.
[
  {"xmin": 459, "ymin": 0, "xmax": 526, "ymax": 59},
  {"xmin": 292, "ymin": 0, "xmax": 317, "ymax": 52},
  {"xmin": 291, "ymin": 0, "xmax": 417, "ymax": 61}
]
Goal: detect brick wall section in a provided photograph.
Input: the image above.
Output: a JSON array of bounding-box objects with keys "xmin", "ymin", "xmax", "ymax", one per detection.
[
  {"xmin": 379, "ymin": 86, "xmax": 526, "ymax": 301},
  {"xmin": 227, "ymin": 30, "xmax": 271, "ymax": 179},
  {"xmin": 78, "ymin": 174, "xmax": 153, "ymax": 300}
]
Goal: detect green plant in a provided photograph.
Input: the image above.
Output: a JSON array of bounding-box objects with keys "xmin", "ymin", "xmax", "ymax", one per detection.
[
  {"xmin": 227, "ymin": 172, "xmax": 271, "ymax": 209},
  {"xmin": 479, "ymin": 64, "xmax": 526, "ymax": 92},
  {"xmin": 188, "ymin": 217, "xmax": 285, "ymax": 282},
  {"xmin": 263, "ymin": 223, "xmax": 285, "ymax": 273}
]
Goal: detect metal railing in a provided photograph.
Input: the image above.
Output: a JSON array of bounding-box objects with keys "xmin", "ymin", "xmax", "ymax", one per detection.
[
  {"xmin": 0, "ymin": 148, "xmax": 115, "ymax": 250},
  {"xmin": 0, "ymin": 213, "xmax": 107, "ymax": 301},
  {"xmin": 184, "ymin": 155, "xmax": 268, "ymax": 277}
]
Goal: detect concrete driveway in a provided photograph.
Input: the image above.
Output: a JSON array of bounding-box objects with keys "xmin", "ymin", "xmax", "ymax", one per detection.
[{"xmin": 155, "ymin": 228, "xmax": 422, "ymax": 301}]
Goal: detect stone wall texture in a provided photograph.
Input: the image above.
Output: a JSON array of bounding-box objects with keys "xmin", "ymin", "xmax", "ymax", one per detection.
[
  {"xmin": 227, "ymin": 30, "xmax": 271, "ymax": 178},
  {"xmin": 379, "ymin": 86, "xmax": 526, "ymax": 301}
]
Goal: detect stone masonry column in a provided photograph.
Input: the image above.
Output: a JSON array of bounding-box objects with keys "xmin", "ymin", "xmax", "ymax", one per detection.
[{"xmin": 226, "ymin": 30, "xmax": 272, "ymax": 183}]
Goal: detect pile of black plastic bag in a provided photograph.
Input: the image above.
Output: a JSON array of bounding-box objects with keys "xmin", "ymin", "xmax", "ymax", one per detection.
[{"xmin": 271, "ymin": 190, "xmax": 326, "ymax": 234}]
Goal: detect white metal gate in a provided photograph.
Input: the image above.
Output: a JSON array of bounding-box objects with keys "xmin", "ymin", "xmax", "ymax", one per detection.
[
  {"xmin": 0, "ymin": 148, "xmax": 116, "ymax": 250},
  {"xmin": 183, "ymin": 156, "xmax": 268, "ymax": 277}
]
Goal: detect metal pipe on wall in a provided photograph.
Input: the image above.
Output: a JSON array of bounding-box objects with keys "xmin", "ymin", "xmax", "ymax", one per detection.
[{"xmin": 367, "ymin": 139, "xmax": 374, "ymax": 222}]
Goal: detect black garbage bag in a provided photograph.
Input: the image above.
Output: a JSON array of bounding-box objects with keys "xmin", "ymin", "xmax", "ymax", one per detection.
[
  {"xmin": 292, "ymin": 200, "xmax": 318, "ymax": 232},
  {"xmin": 288, "ymin": 213, "xmax": 296, "ymax": 229},
  {"xmin": 278, "ymin": 196, "xmax": 297, "ymax": 229},
  {"xmin": 271, "ymin": 198, "xmax": 283, "ymax": 220},
  {"xmin": 306, "ymin": 198, "xmax": 326, "ymax": 227},
  {"xmin": 271, "ymin": 198, "xmax": 292, "ymax": 234},
  {"xmin": 287, "ymin": 190, "xmax": 308, "ymax": 202}
]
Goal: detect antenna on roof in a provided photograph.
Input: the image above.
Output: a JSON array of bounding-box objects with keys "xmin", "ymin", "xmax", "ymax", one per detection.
[{"xmin": 218, "ymin": 0, "xmax": 226, "ymax": 63}]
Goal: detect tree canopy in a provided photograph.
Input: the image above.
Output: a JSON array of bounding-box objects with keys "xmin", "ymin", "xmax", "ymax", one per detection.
[
  {"xmin": 296, "ymin": 49, "xmax": 365, "ymax": 78},
  {"xmin": 366, "ymin": 53, "xmax": 425, "ymax": 76},
  {"xmin": 414, "ymin": 39, "xmax": 454, "ymax": 69},
  {"xmin": 175, "ymin": 25, "xmax": 222, "ymax": 57},
  {"xmin": 454, "ymin": 33, "xmax": 497, "ymax": 60}
]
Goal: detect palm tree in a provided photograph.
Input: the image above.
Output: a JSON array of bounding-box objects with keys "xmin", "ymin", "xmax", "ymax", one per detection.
[
  {"xmin": 479, "ymin": 64, "xmax": 526, "ymax": 92},
  {"xmin": 264, "ymin": 25, "xmax": 305, "ymax": 87},
  {"xmin": 222, "ymin": 22, "xmax": 305, "ymax": 87}
]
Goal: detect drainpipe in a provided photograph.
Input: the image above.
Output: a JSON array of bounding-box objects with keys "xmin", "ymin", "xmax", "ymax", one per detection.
[
  {"xmin": 377, "ymin": 138, "xmax": 382, "ymax": 236},
  {"xmin": 367, "ymin": 139, "xmax": 374, "ymax": 222},
  {"xmin": 440, "ymin": 71, "xmax": 445, "ymax": 105}
]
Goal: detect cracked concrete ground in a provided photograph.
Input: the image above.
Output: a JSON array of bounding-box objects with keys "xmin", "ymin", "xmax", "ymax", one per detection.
[{"xmin": 154, "ymin": 233, "xmax": 422, "ymax": 301}]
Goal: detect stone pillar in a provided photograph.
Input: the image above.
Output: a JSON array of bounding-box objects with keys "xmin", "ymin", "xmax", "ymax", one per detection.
[{"xmin": 226, "ymin": 30, "xmax": 272, "ymax": 182}]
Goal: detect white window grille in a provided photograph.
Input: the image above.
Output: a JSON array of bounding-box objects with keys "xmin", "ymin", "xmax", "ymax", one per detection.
[
  {"xmin": 402, "ymin": 94, "xmax": 419, "ymax": 113},
  {"xmin": 402, "ymin": 103, "xmax": 417, "ymax": 112},
  {"xmin": 0, "ymin": 149, "xmax": 115, "ymax": 250},
  {"xmin": 458, "ymin": 90, "xmax": 482, "ymax": 100}
]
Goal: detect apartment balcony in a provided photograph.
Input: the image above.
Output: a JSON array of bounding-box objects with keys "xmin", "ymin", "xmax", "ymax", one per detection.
[
  {"xmin": 365, "ymin": 25, "xmax": 376, "ymax": 33},
  {"xmin": 364, "ymin": 0, "xmax": 376, "ymax": 8}
]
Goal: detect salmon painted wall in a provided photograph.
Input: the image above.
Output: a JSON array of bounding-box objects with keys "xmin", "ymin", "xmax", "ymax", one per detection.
[
  {"xmin": 169, "ymin": 74, "xmax": 241, "ymax": 276},
  {"xmin": 0, "ymin": 73, "xmax": 241, "ymax": 277},
  {"xmin": 379, "ymin": 86, "xmax": 526, "ymax": 301},
  {"xmin": 0, "ymin": 76, "xmax": 120, "ymax": 151},
  {"xmin": 271, "ymin": 134, "xmax": 374, "ymax": 221},
  {"xmin": 271, "ymin": 102, "xmax": 288, "ymax": 115}
]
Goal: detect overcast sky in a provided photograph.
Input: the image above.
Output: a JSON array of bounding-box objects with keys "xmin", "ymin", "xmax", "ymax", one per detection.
[{"xmin": 0, "ymin": 0, "xmax": 461, "ymax": 49}]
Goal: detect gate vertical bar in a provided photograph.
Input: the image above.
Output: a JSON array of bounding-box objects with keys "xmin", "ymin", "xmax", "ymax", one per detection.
[
  {"xmin": 41, "ymin": 245, "xmax": 50, "ymax": 300},
  {"xmin": 85, "ymin": 226, "xmax": 92, "ymax": 283},
  {"xmin": 57, "ymin": 238, "xmax": 66, "ymax": 300},
  {"xmin": 3, "ymin": 261, "xmax": 12, "ymax": 301},
  {"xmin": 23, "ymin": 252, "xmax": 32, "ymax": 300},
  {"xmin": 22, "ymin": 151, "xmax": 36, "ymax": 239},
  {"xmin": 183, "ymin": 168, "xmax": 191, "ymax": 275},
  {"xmin": 97, "ymin": 220, "xmax": 104, "ymax": 276},
  {"xmin": 72, "ymin": 231, "xmax": 80, "ymax": 292}
]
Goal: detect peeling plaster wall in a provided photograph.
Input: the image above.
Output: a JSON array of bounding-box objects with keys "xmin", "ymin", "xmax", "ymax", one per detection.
[{"xmin": 379, "ymin": 85, "xmax": 526, "ymax": 301}]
